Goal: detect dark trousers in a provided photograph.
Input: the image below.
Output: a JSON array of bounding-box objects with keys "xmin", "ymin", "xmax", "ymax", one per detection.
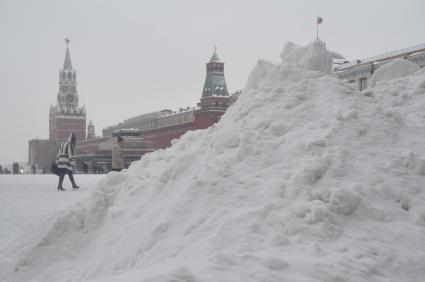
[{"xmin": 58, "ymin": 169, "xmax": 77, "ymax": 188}]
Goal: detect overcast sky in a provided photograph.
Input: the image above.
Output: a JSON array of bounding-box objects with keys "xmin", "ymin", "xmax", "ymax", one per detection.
[{"xmin": 1, "ymin": 0, "xmax": 424, "ymax": 164}]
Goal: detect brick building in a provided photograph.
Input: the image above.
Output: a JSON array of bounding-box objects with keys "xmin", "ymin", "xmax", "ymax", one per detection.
[
  {"xmin": 28, "ymin": 40, "xmax": 86, "ymax": 171},
  {"xmin": 103, "ymin": 48, "xmax": 234, "ymax": 149},
  {"xmin": 28, "ymin": 139, "xmax": 60, "ymax": 172},
  {"xmin": 28, "ymin": 45, "xmax": 237, "ymax": 172},
  {"xmin": 49, "ymin": 41, "xmax": 86, "ymax": 142},
  {"xmin": 74, "ymin": 129, "xmax": 155, "ymax": 173}
]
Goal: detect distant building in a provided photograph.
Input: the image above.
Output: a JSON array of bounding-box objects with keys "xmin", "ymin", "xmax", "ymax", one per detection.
[
  {"xmin": 74, "ymin": 129, "xmax": 155, "ymax": 173},
  {"xmin": 28, "ymin": 40, "xmax": 86, "ymax": 171},
  {"xmin": 29, "ymin": 46, "xmax": 238, "ymax": 172},
  {"xmin": 28, "ymin": 139, "xmax": 60, "ymax": 172},
  {"xmin": 87, "ymin": 120, "xmax": 96, "ymax": 140},
  {"xmin": 103, "ymin": 48, "xmax": 234, "ymax": 149},
  {"xmin": 334, "ymin": 43, "xmax": 425, "ymax": 91},
  {"xmin": 49, "ymin": 42, "xmax": 86, "ymax": 142}
]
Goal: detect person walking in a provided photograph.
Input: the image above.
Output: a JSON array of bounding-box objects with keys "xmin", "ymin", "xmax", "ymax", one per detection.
[
  {"xmin": 56, "ymin": 132, "xmax": 79, "ymax": 191},
  {"xmin": 112, "ymin": 135, "xmax": 125, "ymax": 172}
]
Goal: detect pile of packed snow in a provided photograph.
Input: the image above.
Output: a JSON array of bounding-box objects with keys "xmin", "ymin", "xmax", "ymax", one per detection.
[
  {"xmin": 3, "ymin": 41, "xmax": 425, "ymax": 282},
  {"xmin": 280, "ymin": 41, "xmax": 334, "ymax": 74}
]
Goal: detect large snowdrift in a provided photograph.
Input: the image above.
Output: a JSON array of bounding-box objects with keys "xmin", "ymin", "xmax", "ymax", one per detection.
[{"xmin": 3, "ymin": 41, "xmax": 425, "ymax": 282}]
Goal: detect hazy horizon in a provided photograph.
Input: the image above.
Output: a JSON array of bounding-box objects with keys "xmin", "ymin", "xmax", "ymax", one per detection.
[{"xmin": 1, "ymin": 0, "xmax": 424, "ymax": 164}]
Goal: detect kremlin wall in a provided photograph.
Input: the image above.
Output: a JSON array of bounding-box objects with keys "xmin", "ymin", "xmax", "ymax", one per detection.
[{"xmin": 101, "ymin": 48, "xmax": 235, "ymax": 150}]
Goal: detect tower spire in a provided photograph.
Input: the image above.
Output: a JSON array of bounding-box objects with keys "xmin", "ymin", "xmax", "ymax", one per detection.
[
  {"xmin": 63, "ymin": 38, "xmax": 73, "ymax": 70},
  {"xmin": 210, "ymin": 46, "xmax": 220, "ymax": 62},
  {"xmin": 202, "ymin": 47, "xmax": 228, "ymax": 98}
]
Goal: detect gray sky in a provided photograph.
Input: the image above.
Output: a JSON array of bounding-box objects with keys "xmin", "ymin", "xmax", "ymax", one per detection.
[{"xmin": 1, "ymin": 0, "xmax": 424, "ymax": 164}]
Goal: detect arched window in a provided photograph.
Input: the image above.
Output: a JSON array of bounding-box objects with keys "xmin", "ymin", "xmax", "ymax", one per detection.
[{"xmin": 68, "ymin": 72, "xmax": 72, "ymax": 80}]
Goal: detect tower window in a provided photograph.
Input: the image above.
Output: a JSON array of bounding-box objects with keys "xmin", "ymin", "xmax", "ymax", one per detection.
[{"xmin": 68, "ymin": 72, "xmax": 72, "ymax": 80}]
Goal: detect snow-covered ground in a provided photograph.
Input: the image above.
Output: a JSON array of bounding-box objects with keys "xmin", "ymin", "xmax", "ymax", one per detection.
[
  {"xmin": 2, "ymin": 41, "xmax": 425, "ymax": 282},
  {"xmin": 0, "ymin": 175, "xmax": 103, "ymax": 273}
]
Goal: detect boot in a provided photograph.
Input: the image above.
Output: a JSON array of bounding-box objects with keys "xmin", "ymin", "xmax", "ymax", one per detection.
[
  {"xmin": 69, "ymin": 173, "xmax": 79, "ymax": 190},
  {"xmin": 57, "ymin": 186, "xmax": 66, "ymax": 191}
]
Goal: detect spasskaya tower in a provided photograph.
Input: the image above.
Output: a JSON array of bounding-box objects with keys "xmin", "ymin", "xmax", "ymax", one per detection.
[{"xmin": 49, "ymin": 39, "xmax": 86, "ymax": 142}]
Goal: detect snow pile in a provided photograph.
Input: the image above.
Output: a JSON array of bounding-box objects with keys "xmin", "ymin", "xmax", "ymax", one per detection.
[
  {"xmin": 3, "ymin": 41, "xmax": 425, "ymax": 282},
  {"xmin": 370, "ymin": 58, "xmax": 421, "ymax": 87},
  {"xmin": 280, "ymin": 41, "xmax": 333, "ymax": 74}
]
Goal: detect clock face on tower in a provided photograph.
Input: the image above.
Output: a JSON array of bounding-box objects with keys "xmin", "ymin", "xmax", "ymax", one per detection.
[{"xmin": 66, "ymin": 93, "xmax": 75, "ymax": 103}]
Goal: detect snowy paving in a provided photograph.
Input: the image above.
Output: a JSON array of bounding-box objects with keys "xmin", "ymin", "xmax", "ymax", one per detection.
[{"xmin": 0, "ymin": 175, "xmax": 103, "ymax": 250}]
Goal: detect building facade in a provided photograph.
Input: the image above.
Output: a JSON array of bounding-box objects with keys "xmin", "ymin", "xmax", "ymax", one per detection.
[
  {"xmin": 49, "ymin": 42, "xmax": 86, "ymax": 142},
  {"xmin": 102, "ymin": 48, "xmax": 233, "ymax": 149},
  {"xmin": 28, "ymin": 40, "xmax": 87, "ymax": 171},
  {"xmin": 74, "ymin": 129, "xmax": 155, "ymax": 173},
  {"xmin": 28, "ymin": 139, "xmax": 60, "ymax": 172},
  {"xmin": 334, "ymin": 43, "xmax": 425, "ymax": 91}
]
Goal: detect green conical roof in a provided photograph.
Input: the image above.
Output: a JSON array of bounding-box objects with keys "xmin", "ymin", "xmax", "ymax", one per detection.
[{"xmin": 202, "ymin": 48, "xmax": 228, "ymax": 97}]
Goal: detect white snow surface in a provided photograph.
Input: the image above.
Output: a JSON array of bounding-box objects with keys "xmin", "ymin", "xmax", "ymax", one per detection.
[
  {"xmin": 280, "ymin": 41, "xmax": 333, "ymax": 74},
  {"xmin": 3, "ymin": 41, "xmax": 425, "ymax": 282},
  {"xmin": 370, "ymin": 59, "xmax": 421, "ymax": 88},
  {"xmin": 0, "ymin": 175, "xmax": 103, "ymax": 279}
]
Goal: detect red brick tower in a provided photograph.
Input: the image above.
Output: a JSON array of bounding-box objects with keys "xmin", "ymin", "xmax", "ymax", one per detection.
[{"xmin": 49, "ymin": 39, "xmax": 86, "ymax": 142}]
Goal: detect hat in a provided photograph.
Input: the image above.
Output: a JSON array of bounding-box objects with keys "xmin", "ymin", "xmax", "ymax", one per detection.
[{"xmin": 117, "ymin": 135, "xmax": 124, "ymax": 142}]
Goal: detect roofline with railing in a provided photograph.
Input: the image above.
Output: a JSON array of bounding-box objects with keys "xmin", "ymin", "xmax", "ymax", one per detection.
[{"xmin": 335, "ymin": 43, "xmax": 425, "ymax": 70}]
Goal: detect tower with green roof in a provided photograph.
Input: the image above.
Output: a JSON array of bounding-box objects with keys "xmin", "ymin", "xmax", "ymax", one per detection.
[{"xmin": 199, "ymin": 47, "xmax": 231, "ymax": 110}]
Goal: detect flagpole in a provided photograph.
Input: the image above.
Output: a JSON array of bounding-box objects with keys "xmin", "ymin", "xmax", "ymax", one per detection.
[
  {"xmin": 316, "ymin": 20, "xmax": 318, "ymax": 40},
  {"xmin": 316, "ymin": 16, "xmax": 322, "ymax": 41}
]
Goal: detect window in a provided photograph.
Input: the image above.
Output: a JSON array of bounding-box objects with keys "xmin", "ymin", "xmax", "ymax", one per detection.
[{"xmin": 359, "ymin": 77, "xmax": 368, "ymax": 91}]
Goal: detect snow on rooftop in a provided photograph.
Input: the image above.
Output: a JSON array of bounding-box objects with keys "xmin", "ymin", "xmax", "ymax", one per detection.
[
  {"xmin": 3, "ymin": 41, "xmax": 425, "ymax": 282},
  {"xmin": 369, "ymin": 58, "xmax": 421, "ymax": 88}
]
